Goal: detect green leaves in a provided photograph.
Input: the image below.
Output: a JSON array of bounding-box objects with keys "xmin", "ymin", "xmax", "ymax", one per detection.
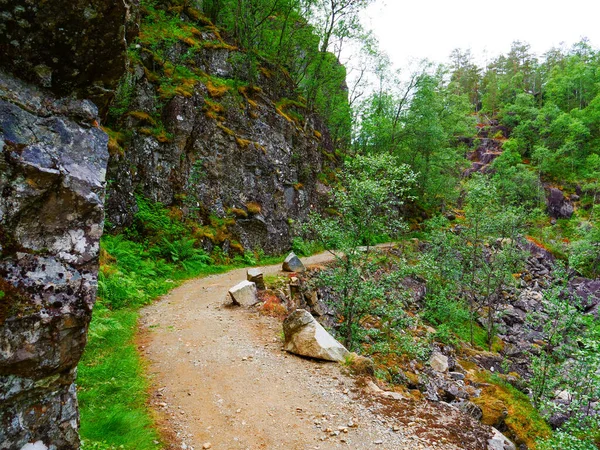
[{"xmin": 302, "ymin": 153, "xmax": 415, "ymax": 350}]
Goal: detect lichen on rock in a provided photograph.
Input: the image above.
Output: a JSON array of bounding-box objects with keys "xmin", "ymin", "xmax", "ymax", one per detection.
[{"xmin": 0, "ymin": 70, "xmax": 109, "ymax": 449}]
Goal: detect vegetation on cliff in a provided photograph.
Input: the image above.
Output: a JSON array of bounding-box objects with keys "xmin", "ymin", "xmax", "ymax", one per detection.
[{"xmin": 78, "ymin": 1, "xmax": 600, "ymax": 449}]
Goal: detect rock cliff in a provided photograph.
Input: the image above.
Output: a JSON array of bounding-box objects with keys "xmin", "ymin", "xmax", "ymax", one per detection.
[
  {"xmin": 0, "ymin": 1, "xmax": 132, "ymax": 447},
  {"xmin": 105, "ymin": 5, "xmax": 337, "ymax": 254},
  {"xmin": 0, "ymin": 71, "xmax": 109, "ymax": 450},
  {"xmin": 0, "ymin": 0, "xmax": 139, "ymax": 113}
]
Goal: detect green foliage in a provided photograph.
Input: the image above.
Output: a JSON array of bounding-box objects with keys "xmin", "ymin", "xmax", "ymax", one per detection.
[
  {"xmin": 421, "ymin": 177, "xmax": 525, "ymax": 348},
  {"xmin": 109, "ymin": 72, "xmax": 136, "ymax": 120},
  {"xmin": 490, "ymin": 146, "xmax": 544, "ymax": 211},
  {"xmin": 538, "ymin": 432, "xmax": 597, "ymax": 450},
  {"xmin": 78, "ymin": 304, "xmax": 161, "ymax": 450},
  {"xmin": 569, "ymin": 220, "xmax": 600, "ymax": 277},
  {"xmin": 291, "ymin": 237, "xmax": 323, "ymax": 257},
  {"xmin": 356, "ymin": 69, "xmax": 475, "ymax": 210},
  {"xmin": 303, "ymin": 154, "xmax": 415, "ymax": 350}
]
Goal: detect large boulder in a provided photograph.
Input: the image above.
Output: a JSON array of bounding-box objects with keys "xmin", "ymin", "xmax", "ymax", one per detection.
[
  {"xmin": 229, "ymin": 280, "xmax": 258, "ymax": 306},
  {"xmin": 0, "ymin": 0, "xmax": 139, "ymax": 113},
  {"xmin": 283, "ymin": 252, "xmax": 306, "ymax": 273},
  {"xmin": 0, "ymin": 71, "xmax": 109, "ymax": 449},
  {"xmin": 546, "ymin": 188, "xmax": 574, "ymax": 219},
  {"xmin": 283, "ymin": 309, "xmax": 349, "ymax": 362}
]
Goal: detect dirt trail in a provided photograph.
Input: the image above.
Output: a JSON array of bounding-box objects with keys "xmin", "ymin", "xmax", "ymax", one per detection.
[{"xmin": 139, "ymin": 252, "xmax": 480, "ymax": 450}]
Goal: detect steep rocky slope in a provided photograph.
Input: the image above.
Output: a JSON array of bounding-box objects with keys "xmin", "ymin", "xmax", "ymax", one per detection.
[{"xmin": 105, "ymin": 4, "xmax": 337, "ymax": 254}]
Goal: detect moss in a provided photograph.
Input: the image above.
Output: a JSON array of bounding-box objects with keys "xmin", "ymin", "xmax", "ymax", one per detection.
[
  {"xmin": 179, "ymin": 35, "xmax": 201, "ymax": 47},
  {"xmin": 102, "ymin": 127, "xmax": 126, "ymax": 157},
  {"xmin": 471, "ymin": 372, "xmax": 551, "ymax": 448},
  {"xmin": 203, "ymin": 41, "xmax": 237, "ymax": 51},
  {"xmin": 227, "ymin": 208, "xmax": 248, "ymax": 219},
  {"xmin": 184, "ymin": 7, "xmax": 212, "ymax": 25},
  {"xmin": 230, "ymin": 241, "xmax": 244, "ymax": 253},
  {"xmin": 206, "ymin": 79, "xmax": 229, "ymax": 98},
  {"xmin": 276, "ymin": 97, "xmax": 306, "ymax": 110},
  {"xmin": 235, "ymin": 137, "xmax": 252, "ymax": 149},
  {"xmin": 128, "ymin": 111, "xmax": 157, "ymax": 125},
  {"xmin": 203, "ymin": 99, "xmax": 226, "ymax": 121},
  {"xmin": 259, "ymin": 66, "xmax": 272, "ymax": 79},
  {"xmin": 217, "ymin": 123, "xmax": 235, "ymax": 136},
  {"xmin": 246, "ymin": 202, "xmax": 262, "ymax": 215}
]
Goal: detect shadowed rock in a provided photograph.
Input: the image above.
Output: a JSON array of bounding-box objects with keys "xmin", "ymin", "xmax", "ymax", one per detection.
[
  {"xmin": 546, "ymin": 187, "xmax": 574, "ymax": 219},
  {"xmin": 247, "ymin": 268, "xmax": 265, "ymax": 290},
  {"xmin": 0, "ymin": 0, "xmax": 139, "ymax": 113},
  {"xmin": 283, "ymin": 252, "xmax": 306, "ymax": 273}
]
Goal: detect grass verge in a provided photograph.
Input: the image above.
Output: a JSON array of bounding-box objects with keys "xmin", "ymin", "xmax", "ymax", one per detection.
[{"xmin": 78, "ymin": 198, "xmax": 286, "ymax": 449}]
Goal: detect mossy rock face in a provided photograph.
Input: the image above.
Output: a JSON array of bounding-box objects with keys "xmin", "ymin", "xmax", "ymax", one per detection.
[
  {"xmin": 104, "ymin": 7, "xmax": 337, "ymax": 254},
  {"xmin": 0, "ymin": 0, "xmax": 139, "ymax": 112},
  {"xmin": 0, "ymin": 71, "xmax": 109, "ymax": 449}
]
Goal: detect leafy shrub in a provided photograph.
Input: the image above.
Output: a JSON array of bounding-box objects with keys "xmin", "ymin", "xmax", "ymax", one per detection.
[{"xmin": 537, "ymin": 432, "xmax": 597, "ymax": 450}]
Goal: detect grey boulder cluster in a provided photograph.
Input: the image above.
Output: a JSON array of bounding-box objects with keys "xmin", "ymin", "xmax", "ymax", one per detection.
[{"xmin": 228, "ymin": 254, "xmax": 348, "ymax": 363}]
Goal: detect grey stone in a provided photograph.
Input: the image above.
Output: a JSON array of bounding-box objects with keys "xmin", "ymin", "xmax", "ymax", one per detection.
[
  {"xmin": 488, "ymin": 427, "xmax": 516, "ymax": 450},
  {"xmin": 546, "ymin": 187, "xmax": 574, "ymax": 219},
  {"xmin": 429, "ymin": 352, "xmax": 449, "ymax": 373},
  {"xmin": 449, "ymin": 372, "xmax": 465, "ymax": 381},
  {"xmin": 0, "ymin": 70, "xmax": 109, "ymax": 450},
  {"xmin": 283, "ymin": 309, "xmax": 349, "ymax": 362},
  {"xmin": 283, "ymin": 252, "xmax": 306, "ymax": 273},
  {"xmin": 247, "ymin": 268, "xmax": 265, "ymax": 290},
  {"xmin": 229, "ymin": 280, "xmax": 258, "ymax": 307}
]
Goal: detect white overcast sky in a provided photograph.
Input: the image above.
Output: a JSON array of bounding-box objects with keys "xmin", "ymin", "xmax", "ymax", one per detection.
[{"xmin": 363, "ymin": 0, "xmax": 600, "ymax": 69}]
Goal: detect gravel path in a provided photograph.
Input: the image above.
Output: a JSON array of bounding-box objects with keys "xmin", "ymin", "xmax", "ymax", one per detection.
[{"xmin": 139, "ymin": 252, "xmax": 482, "ymax": 450}]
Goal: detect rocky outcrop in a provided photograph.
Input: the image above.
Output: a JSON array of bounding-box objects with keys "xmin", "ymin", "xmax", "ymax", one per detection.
[
  {"xmin": 0, "ymin": 71, "xmax": 109, "ymax": 449},
  {"xmin": 283, "ymin": 309, "xmax": 349, "ymax": 362},
  {"xmin": 0, "ymin": 1, "xmax": 138, "ymax": 112},
  {"xmin": 105, "ymin": 8, "xmax": 336, "ymax": 254},
  {"xmin": 546, "ymin": 187, "xmax": 574, "ymax": 219}
]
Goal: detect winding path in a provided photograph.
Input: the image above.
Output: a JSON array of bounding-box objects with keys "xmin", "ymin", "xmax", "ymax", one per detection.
[{"xmin": 138, "ymin": 252, "xmax": 485, "ymax": 450}]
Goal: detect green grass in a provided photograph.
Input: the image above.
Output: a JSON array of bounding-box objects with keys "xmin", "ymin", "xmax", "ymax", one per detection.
[{"xmin": 79, "ymin": 307, "xmax": 159, "ymax": 450}]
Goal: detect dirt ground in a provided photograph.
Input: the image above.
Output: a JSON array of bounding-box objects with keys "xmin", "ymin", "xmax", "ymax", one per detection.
[{"xmin": 139, "ymin": 252, "xmax": 491, "ymax": 450}]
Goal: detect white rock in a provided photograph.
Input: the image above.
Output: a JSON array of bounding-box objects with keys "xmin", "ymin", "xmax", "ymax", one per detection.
[
  {"xmin": 488, "ymin": 427, "xmax": 516, "ymax": 450},
  {"xmin": 20, "ymin": 442, "xmax": 48, "ymax": 450},
  {"xmin": 229, "ymin": 280, "xmax": 258, "ymax": 306},
  {"xmin": 429, "ymin": 352, "xmax": 449, "ymax": 373},
  {"xmin": 283, "ymin": 309, "xmax": 349, "ymax": 362}
]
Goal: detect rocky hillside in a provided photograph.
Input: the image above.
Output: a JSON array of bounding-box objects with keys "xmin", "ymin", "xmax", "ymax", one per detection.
[{"xmin": 105, "ymin": 3, "xmax": 338, "ymax": 254}]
